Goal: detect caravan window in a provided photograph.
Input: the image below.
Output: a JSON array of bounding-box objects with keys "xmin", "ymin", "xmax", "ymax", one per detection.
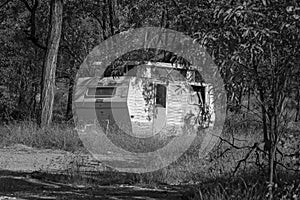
[
  {"xmin": 155, "ymin": 84, "xmax": 166, "ymax": 108},
  {"xmin": 86, "ymin": 87, "xmax": 116, "ymax": 98},
  {"xmin": 190, "ymin": 85, "xmax": 205, "ymax": 105}
]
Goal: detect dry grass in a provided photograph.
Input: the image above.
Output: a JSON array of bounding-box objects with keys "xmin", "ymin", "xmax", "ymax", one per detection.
[
  {"xmin": 186, "ymin": 172, "xmax": 300, "ymax": 200},
  {"xmin": 0, "ymin": 121, "xmax": 83, "ymax": 152},
  {"xmin": 0, "ymin": 115, "xmax": 299, "ymax": 199}
]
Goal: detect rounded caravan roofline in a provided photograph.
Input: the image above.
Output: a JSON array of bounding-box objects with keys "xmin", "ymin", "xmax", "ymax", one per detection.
[
  {"xmin": 101, "ymin": 61, "xmax": 206, "ymax": 85},
  {"xmin": 75, "ymin": 61, "xmax": 215, "ymax": 136},
  {"xmin": 144, "ymin": 61, "xmax": 203, "ymax": 71},
  {"xmin": 100, "ymin": 60, "xmax": 203, "ymax": 70}
]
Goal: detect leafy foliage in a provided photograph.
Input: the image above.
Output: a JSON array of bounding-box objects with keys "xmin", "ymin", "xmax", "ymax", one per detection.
[{"xmin": 0, "ymin": 0, "xmax": 299, "ymax": 197}]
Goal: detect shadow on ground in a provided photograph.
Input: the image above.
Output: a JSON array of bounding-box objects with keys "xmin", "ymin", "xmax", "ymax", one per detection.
[{"xmin": 0, "ymin": 170, "xmax": 193, "ymax": 200}]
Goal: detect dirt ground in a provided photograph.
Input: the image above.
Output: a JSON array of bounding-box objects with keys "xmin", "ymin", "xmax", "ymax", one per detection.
[{"xmin": 0, "ymin": 144, "xmax": 192, "ymax": 200}]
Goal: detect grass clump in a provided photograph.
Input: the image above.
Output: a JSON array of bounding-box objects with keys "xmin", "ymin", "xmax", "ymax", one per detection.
[
  {"xmin": 0, "ymin": 121, "xmax": 83, "ymax": 152},
  {"xmin": 188, "ymin": 172, "xmax": 300, "ymax": 200}
]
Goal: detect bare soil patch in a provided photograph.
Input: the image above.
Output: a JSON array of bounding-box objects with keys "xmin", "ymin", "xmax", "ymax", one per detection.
[{"xmin": 0, "ymin": 144, "xmax": 191, "ymax": 200}]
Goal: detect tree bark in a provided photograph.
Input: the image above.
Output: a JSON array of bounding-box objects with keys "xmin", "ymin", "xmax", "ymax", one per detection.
[
  {"xmin": 247, "ymin": 88, "xmax": 251, "ymax": 113},
  {"xmin": 66, "ymin": 62, "xmax": 75, "ymax": 120},
  {"xmin": 108, "ymin": 0, "xmax": 114, "ymax": 36},
  {"xmin": 39, "ymin": 0, "xmax": 63, "ymax": 127},
  {"xmin": 65, "ymin": 76, "xmax": 74, "ymax": 120},
  {"xmin": 295, "ymin": 89, "xmax": 300, "ymax": 122},
  {"xmin": 102, "ymin": 0, "xmax": 108, "ymax": 40},
  {"xmin": 259, "ymin": 88, "xmax": 271, "ymax": 156}
]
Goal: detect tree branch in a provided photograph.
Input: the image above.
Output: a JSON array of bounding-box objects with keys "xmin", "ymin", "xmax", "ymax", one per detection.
[
  {"xmin": 0, "ymin": 0, "xmax": 11, "ymax": 9},
  {"xmin": 89, "ymin": 12, "xmax": 105, "ymax": 31},
  {"xmin": 27, "ymin": 36, "xmax": 46, "ymax": 50},
  {"xmin": 232, "ymin": 143, "xmax": 259, "ymax": 175},
  {"xmin": 275, "ymin": 161, "xmax": 300, "ymax": 172},
  {"xmin": 20, "ymin": 0, "xmax": 46, "ymax": 50},
  {"xmin": 20, "ymin": 0, "xmax": 33, "ymax": 11},
  {"xmin": 60, "ymin": 44, "xmax": 83, "ymax": 65}
]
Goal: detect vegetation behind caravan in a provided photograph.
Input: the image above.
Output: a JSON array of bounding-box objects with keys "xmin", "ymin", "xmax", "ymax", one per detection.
[{"xmin": 0, "ymin": 0, "xmax": 299, "ymax": 199}]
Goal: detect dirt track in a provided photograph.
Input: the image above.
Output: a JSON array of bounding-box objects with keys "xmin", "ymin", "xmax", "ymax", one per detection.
[
  {"xmin": 0, "ymin": 173, "xmax": 188, "ymax": 200},
  {"xmin": 0, "ymin": 144, "xmax": 191, "ymax": 200},
  {"xmin": 0, "ymin": 144, "xmax": 105, "ymax": 173}
]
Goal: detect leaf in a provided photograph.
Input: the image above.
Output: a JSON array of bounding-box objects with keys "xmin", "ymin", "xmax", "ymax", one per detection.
[
  {"xmin": 242, "ymin": 29, "xmax": 250, "ymax": 38},
  {"xmin": 255, "ymin": 45, "xmax": 264, "ymax": 53}
]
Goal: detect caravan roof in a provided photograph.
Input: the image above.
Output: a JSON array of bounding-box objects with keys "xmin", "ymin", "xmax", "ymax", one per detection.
[{"xmin": 102, "ymin": 61, "xmax": 204, "ymax": 84}]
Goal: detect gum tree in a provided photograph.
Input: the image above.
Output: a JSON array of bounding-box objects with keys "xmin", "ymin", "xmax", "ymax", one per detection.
[
  {"xmin": 40, "ymin": 0, "xmax": 63, "ymax": 126},
  {"xmin": 200, "ymin": 0, "xmax": 300, "ymax": 198}
]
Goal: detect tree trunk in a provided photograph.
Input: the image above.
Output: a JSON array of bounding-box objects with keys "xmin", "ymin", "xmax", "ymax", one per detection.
[
  {"xmin": 102, "ymin": 0, "xmax": 108, "ymax": 40},
  {"xmin": 65, "ymin": 77, "xmax": 74, "ymax": 120},
  {"xmin": 39, "ymin": 0, "xmax": 63, "ymax": 127},
  {"xmin": 268, "ymin": 144, "xmax": 276, "ymax": 200},
  {"xmin": 18, "ymin": 65, "xmax": 24, "ymax": 110},
  {"xmin": 66, "ymin": 63, "xmax": 75, "ymax": 120},
  {"xmin": 259, "ymin": 89, "xmax": 270, "ymax": 154},
  {"xmin": 295, "ymin": 89, "xmax": 300, "ymax": 122},
  {"xmin": 247, "ymin": 88, "xmax": 251, "ymax": 113},
  {"xmin": 108, "ymin": 0, "xmax": 114, "ymax": 36}
]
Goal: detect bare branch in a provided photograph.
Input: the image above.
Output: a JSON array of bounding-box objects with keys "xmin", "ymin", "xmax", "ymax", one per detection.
[
  {"xmin": 27, "ymin": 36, "xmax": 46, "ymax": 50},
  {"xmin": 20, "ymin": 0, "xmax": 46, "ymax": 50},
  {"xmin": 239, "ymin": 104, "xmax": 263, "ymax": 121},
  {"xmin": 60, "ymin": 41, "xmax": 83, "ymax": 65},
  {"xmin": 0, "ymin": 0, "xmax": 11, "ymax": 9},
  {"xmin": 19, "ymin": 0, "xmax": 32, "ymax": 11},
  {"xmin": 89, "ymin": 12, "xmax": 104, "ymax": 30},
  {"xmin": 232, "ymin": 143, "xmax": 259, "ymax": 175},
  {"xmin": 215, "ymin": 147, "xmax": 233, "ymax": 159},
  {"xmin": 275, "ymin": 161, "xmax": 300, "ymax": 172},
  {"xmin": 217, "ymin": 136, "xmax": 258, "ymax": 150}
]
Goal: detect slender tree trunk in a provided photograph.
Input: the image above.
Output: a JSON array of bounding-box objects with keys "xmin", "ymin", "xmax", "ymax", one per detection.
[
  {"xmin": 238, "ymin": 87, "xmax": 243, "ymax": 113},
  {"xmin": 66, "ymin": 77, "xmax": 74, "ymax": 120},
  {"xmin": 247, "ymin": 88, "xmax": 251, "ymax": 113},
  {"xmin": 66, "ymin": 63, "xmax": 75, "ymax": 120},
  {"xmin": 30, "ymin": 84, "xmax": 36, "ymax": 118},
  {"xmin": 102, "ymin": 0, "xmax": 108, "ymax": 40},
  {"xmin": 259, "ymin": 89, "xmax": 270, "ymax": 153},
  {"xmin": 18, "ymin": 65, "xmax": 24, "ymax": 110},
  {"xmin": 39, "ymin": 0, "xmax": 63, "ymax": 127},
  {"xmin": 295, "ymin": 89, "xmax": 300, "ymax": 122},
  {"xmin": 107, "ymin": 0, "xmax": 114, "ymax": 36},
  {"xmin": 268, "ymin": 144, "xmax": 276, "ymax": 200}
]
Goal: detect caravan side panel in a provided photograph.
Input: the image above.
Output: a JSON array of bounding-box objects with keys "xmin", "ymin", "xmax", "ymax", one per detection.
[
  {"xmin": 127, "ymin": 78, "xmax": 154, "ymax": 137},
  {"xmin": 166, "ymin": 84, "xmax": 189, "ymax": 126}
]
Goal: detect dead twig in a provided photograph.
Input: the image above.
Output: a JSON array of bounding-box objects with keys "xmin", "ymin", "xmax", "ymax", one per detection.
[{"xmin": 232, "ymin": 143, "xmax": 259, "ymax": 176}]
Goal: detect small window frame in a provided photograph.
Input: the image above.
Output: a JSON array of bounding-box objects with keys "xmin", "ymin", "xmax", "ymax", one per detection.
[
  {"xmin": 155, "ymin": 84, "xmax": 167, "ymax": 108},
  {"xmin": 85, "ymin": 87, "xmax": 116, "ymax": 98}
]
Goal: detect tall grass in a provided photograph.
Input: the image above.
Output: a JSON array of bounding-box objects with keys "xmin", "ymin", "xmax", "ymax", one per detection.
[
  {"xmin": 0, "ymin": 121, "xmax": 83, "ymax": 152},
  {"xmin": 0, "ymin": 115, "xmax": 298, "ymax": 200},
  {"xmin": 188, "ymin": 172, "xmax": 300, "ymax": 200}
]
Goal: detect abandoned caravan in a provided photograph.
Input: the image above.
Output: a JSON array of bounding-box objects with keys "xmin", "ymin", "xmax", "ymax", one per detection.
[{"xmin": 74, "ymin": 62, "xmax": 215, "ymax": 137}]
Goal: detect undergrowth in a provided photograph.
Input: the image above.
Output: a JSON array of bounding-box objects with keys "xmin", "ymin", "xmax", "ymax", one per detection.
[
  {"xmin": 0, "ymin": 121, "xmax": 83, "ymax": 152},
  {"xmin": 0, "ymin": 115, "xmax": 299, "ymax": 199}
]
